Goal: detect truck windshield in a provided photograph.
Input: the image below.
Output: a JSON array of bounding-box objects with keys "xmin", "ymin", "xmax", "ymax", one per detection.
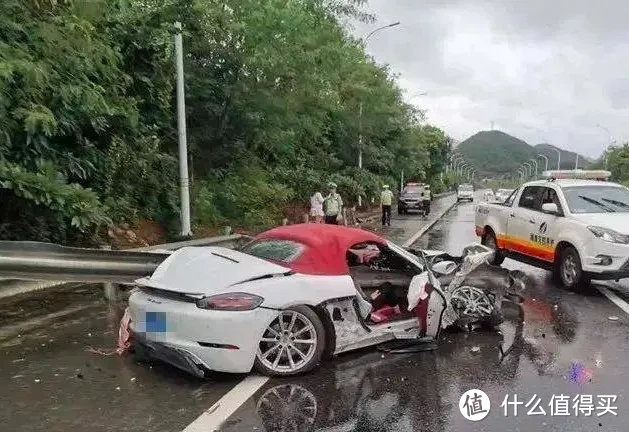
[
  {"xmin": 562, "ymin": 185, "xmax": 629, "ymax": 213},
  {"xmin": 459, "ymin": 185, "xmax": 473, "ymax": 191}
]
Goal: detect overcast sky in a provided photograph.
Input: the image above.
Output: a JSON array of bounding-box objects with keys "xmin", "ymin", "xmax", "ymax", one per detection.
[{"xmin": 350, "ymin": 0, "xmax": 629, "ymax": 158}]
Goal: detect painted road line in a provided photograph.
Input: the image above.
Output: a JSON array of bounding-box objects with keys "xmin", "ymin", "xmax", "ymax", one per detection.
[
  {"xmin": 182, "ymin": 375, "xmax": 269, "ymax": 432},
  {"xmin": 597, "ymin": 286, "xmax": 629, "ymax": 317},
  {"xmin": 402, "ymin": 197, "xmax": 458, "ymax": 248}
]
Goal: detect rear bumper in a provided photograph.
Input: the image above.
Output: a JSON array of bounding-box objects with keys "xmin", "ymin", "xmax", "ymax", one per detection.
[
  {"xmin": 128, "ymin": 290, "xmax": 277, "ymax": 374},
  {"xmin": 132, "ymin": 332, "xmax": 208, "ymax": 377}
]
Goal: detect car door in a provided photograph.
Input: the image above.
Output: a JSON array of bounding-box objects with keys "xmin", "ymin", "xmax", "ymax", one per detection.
[
  {"xmin": 507, "ymin": 186, "xmax": 560, "ymax": 262},
  {"xmin": 506, "ymin": 186, "xmax": 545, "ymax": 259},
  {"xmin": 529, "ymin": 186, "xmax": 564, "ymax": 262}
]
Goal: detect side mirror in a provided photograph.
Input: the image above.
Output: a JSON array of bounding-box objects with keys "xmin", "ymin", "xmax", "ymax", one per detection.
[{"xmin": 542, "ymin": 202, "xmax": 559, "ymax": 215}]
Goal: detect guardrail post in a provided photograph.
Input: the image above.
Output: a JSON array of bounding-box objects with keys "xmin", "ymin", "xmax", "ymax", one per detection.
[{"xmin": 100, "ymin": 245, "xmax": 119, "ymax": 302}]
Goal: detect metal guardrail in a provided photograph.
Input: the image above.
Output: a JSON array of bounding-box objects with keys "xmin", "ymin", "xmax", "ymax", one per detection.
[{"xmin": 0, "ymin": 234, "xmax": 251, "ymax": 284}]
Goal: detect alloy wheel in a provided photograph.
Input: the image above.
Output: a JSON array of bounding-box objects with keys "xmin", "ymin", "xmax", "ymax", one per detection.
[
  {"xmin": 450, "ymin": 286, "xmax": 494, "ymax": 317},
  {"xmin": 257, "ymin": 311, "xmax": 318, "ymax": 373},
  {"xmin": 561, "ymin": 254, "xmax": 578, "ymax": 285}
]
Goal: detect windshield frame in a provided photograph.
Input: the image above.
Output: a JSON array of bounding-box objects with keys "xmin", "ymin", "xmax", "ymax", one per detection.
[
  {"xmin": 561, "ymin": 184, "xmax": 629, "ymax": 214},
  {"xmin": 240, "ymin": 239, "xmax": 306, "ymax": 263},
  {"xmin": 403, "ymin": 186, "xmax": 424, "ymax": 194}
]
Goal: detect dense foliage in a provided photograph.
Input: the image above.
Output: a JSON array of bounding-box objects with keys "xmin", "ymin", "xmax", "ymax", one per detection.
[
  {"xmin": 0, "ymin": 0, "xmax": 451, "ymax": 244},
  {"xmin": 458, "ymin": 131, "xmax": 591, "ymax": 178},
  {"xmin": 600, "ymin": 144, "xmax": 629, "ymax": 187}
]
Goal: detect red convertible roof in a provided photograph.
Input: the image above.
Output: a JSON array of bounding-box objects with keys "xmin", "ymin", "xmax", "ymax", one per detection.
[{"xmin": 253, "ymin": 224, "xmax": 387, "ymax": 276}]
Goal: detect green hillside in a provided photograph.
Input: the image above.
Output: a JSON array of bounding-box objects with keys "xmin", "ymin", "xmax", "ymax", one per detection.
[
  {"xmin": 457, "ymin": 131, "xmax": 536, "ymax": 176},
  {"xmin": 457, "ymin": 131, "xmax": 591, "ymax": 177}
]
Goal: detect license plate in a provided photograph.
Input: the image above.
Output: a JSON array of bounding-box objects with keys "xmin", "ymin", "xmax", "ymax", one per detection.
[{"xmin": 145, "ymin": 311, "xmax": 167, "ymax": 333}]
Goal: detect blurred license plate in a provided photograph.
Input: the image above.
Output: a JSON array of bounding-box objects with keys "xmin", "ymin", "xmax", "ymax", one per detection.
[{"xmin": 146, "ymin": 311, "xmax": 167, "ymax": 333}]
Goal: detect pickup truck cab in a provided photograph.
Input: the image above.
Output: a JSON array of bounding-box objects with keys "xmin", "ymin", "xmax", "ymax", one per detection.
[{"xmin": 475, "ymin": 170, "xmax": 629, "ymax": 289}]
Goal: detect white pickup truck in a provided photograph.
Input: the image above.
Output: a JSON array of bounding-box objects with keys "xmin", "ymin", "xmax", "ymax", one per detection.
[{"xmin": 474, "ymin": 170, "xmax": 629, "ymax": 289}]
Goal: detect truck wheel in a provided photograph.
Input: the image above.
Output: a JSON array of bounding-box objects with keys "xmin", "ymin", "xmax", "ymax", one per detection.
[
  {"xmin": 555, "ymin": 246, "xmax": 590, "ymax": 290},
  {"xmin": 481, "ymin": 229, "xmax": 505, "ymax": 265}
]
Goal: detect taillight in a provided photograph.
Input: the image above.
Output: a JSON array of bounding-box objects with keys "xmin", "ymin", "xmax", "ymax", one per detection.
[{"xmin": 196, "ymin": 293, "xmax": 264, "ymax": 311}]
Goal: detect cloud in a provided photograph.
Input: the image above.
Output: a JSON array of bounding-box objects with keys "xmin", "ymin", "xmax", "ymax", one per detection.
[{"xmin": 352, "ymin": 0, "xmax": 629, "ymax": 158}]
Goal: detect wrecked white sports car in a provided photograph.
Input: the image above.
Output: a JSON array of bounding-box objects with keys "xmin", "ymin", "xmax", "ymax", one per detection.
[{"xmin": 127, "ymin": 224, "xmax": 525, "ymax": 377}]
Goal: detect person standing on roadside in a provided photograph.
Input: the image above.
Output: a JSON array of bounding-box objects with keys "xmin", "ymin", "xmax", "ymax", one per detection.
[
  {"xmin": 423, "ymin": 185, "xmax": 431, "ymax": 216},
  {"xmin": 310, "ymin": 190, "xmax": 325, "ymax": 223},
  {"xmin": 380, "ymin": 185, "xmax": 393, "ymax": 226},
  {"xmin": 324, "ymin": 182, "xmax": 343, "ymax": 224}
]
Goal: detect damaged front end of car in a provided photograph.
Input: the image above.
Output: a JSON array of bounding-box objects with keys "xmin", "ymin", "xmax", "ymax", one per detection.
[
  {"xmin": 323, "ymin": 243, "xmax": 528, "ymax": 356},
  {"xmin": 422, "ymin": 244, "xmax": 527, "ymax": 331}
]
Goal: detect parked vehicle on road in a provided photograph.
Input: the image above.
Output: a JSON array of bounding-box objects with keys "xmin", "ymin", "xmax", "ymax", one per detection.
[
  {"xmin": 495, "ymin": 188, "xmax": 514, "ymax": 203},
  {"xmin": 128, "ymin": 224, "xmax": 525, "ymax": 377},
  {"xmin": 474, "ymin": 169, "xmax": 629, "ymax": 289},
  {"xmin": 398, "ymin": 183, "xmax": 426, "ymax": 215},
  {"xmin": 457, "ymin": 184, "xmax": 474, "ymax": 202}
]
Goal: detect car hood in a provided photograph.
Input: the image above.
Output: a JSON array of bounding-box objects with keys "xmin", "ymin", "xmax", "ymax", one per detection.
[
  {"xmin": 570, "ymin": 213, "xmax": 629, "ymax": 235},
  {"xmin": 135, "ymin": 246, "xmax": 291, "ymax": 295}
]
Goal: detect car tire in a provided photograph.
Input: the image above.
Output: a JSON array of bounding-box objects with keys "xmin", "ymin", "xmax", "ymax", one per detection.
[
  {"xmin": 397, "ymin": 207, "xmax": 403, "ymax": 215},
  {"xmin": 254, "ymin": 305, "xmax": 326, "ymax": 377},
  {"xmin": 555, "ymin": 246, "xmax": 590, "ymax": 290},
  {"xmin": 481, "ymin": 228, "xmax": 505, "ymax": 265}
]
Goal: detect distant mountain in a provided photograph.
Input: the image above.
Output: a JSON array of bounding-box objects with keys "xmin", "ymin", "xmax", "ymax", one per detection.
[{"xmin": 457, "ymin": 130, "xmax": 591, "ymax": 177}]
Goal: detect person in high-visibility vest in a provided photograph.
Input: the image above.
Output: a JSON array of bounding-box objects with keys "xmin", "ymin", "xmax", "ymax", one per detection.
[
  {"xmin": 380, "ymin": 185, "xmax": 394, "ymax": 226},
  {"xmin": 323, "ymin": 182, "xmax": 343, "ymax": 224},
  {"xmin": 423, "ymin": 185, "xmax": 431, "ymax": 216}
]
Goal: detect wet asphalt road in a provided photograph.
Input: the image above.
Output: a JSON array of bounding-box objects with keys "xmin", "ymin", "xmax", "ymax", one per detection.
[{"xmin": 3, "ymin": 192, "xmax": 629, "ymax": 431}]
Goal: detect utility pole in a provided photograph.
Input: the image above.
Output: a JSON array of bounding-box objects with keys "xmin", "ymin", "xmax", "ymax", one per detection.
[
  {"xmin": 574, "ymin": 154, "xmax": 579, "ymax": 170},
  {"xmin": 596, "ymin": 124, "xmax": 613, "ymax": 170},
  {"xmin": 529, "ymin": 158, "xmax": 538, "ymax": 179},
  {"xmin": 552, "ymin": 147, "xmax": 561, "ymax": 170},
  {"xmin": 357, "ymin": 21, "xmax": 400, "ymax": 208},
  {"xmin": 174, "ymin": 22, "xmax": 192, "ymax": 236},
  {"xmin": 357, "ymin": 101, "xmax": 363, "ymax": 207},
  {"xmin": 538, "ymin": 154, "xmax": 549, "ymax": 172}
]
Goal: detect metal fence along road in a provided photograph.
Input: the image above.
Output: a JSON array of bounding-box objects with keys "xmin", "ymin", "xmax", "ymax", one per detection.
[{"xmin": 0, "ymin": 234, "xmax": 250, "ymax": 285}]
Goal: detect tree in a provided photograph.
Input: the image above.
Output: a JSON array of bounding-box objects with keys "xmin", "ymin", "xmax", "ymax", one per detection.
[{"xmin": 0, "ymin": 0, "xmax": 455, "ymax": 242}]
